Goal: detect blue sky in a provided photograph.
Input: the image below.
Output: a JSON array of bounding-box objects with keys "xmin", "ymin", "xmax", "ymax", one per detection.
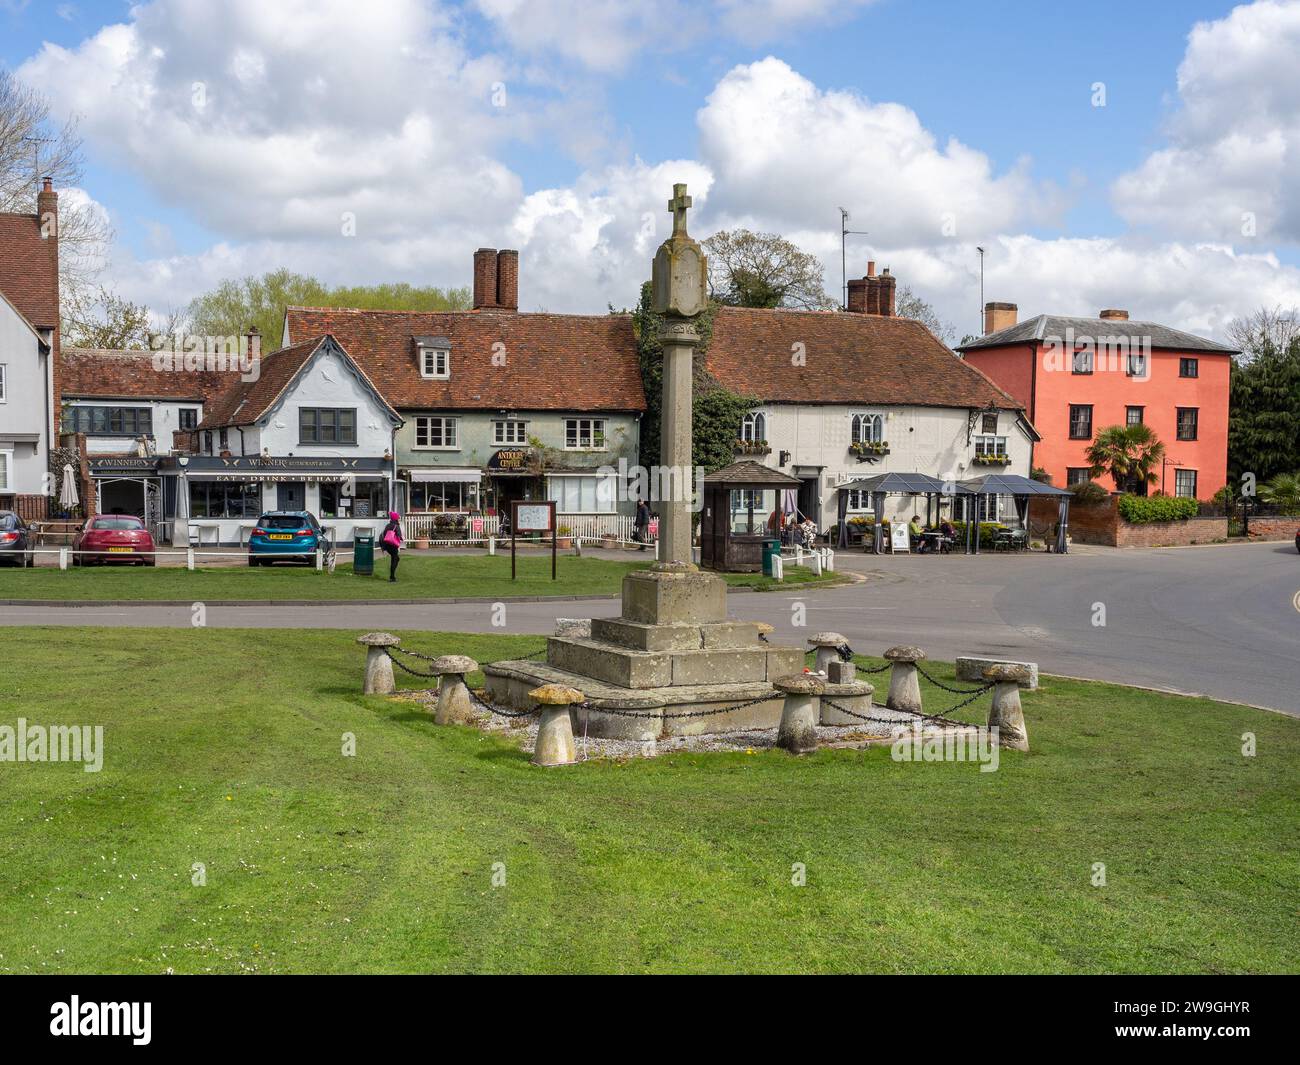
[{"xmin": 4, "ymin": 0, "xmax": 1299, "ymax": 337}]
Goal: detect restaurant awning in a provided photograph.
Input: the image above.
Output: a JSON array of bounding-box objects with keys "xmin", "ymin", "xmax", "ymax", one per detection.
[
  {"xmin": 957, "ymin": 473, "xmax": 1072, "ymax": 554},
  {"xmin": 835, "ymin": 471, "xmax": 972, "ymax": 550}
]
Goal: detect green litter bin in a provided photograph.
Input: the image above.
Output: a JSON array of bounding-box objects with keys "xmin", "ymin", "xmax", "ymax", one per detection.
[
  {"xmin": 353, "ymin": 529, "xmax": 375, "ymax": 576},
  {"xmin": 762, "ymin": 537, "xmax": 781, "ymax": 576}
]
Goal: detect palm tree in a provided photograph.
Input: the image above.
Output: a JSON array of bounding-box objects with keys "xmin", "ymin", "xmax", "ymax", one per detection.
[
  {"xmin": 1259, "ymin": 471, "xmax": 1300, "ymax": 515},
  {"xmin": 1085, "ymin": 424, "xmax": 1166, "ymax": 495}
]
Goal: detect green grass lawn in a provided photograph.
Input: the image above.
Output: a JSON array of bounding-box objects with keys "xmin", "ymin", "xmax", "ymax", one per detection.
[
  {"xmin": 0, "ymin": 554, "xmax": 840, "ymax": 601},
  {"xmin": 2, "ymin": 627, "xmax": 1296, "ymax": 974}
]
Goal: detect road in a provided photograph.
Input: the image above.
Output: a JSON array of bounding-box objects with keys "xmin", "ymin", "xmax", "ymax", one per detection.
[{"xmin": 3, "ymin": 541, "xmax": 1298, "ymax": 714}]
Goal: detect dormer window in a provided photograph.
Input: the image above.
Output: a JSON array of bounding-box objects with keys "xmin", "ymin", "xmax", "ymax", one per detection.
[{"xmin": 420, "ymin": 346, "xmax": 450, "ymax": 379}]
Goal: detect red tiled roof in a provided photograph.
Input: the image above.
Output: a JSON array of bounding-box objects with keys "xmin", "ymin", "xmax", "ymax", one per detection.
[
  {"xmin": 62, "ymin": 348, "xmax": 235, "ymax": 402},
  {"xmin": 0, "ymin": 212, "xmax": 58, "ymax": 330},
  {"xmin": 197, "ymin": 334, "xmax": 399, "ymax": 429},
  {"xmin": 283, "ymin": 306, "xmax": 646, "ymax": 412},
  {"xmin": 705, "ymin": 306, "xmax": 1023, "ymax": 410}
]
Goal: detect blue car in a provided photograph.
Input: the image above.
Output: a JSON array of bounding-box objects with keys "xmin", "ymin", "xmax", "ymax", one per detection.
[{"xmin": 248, "ymin": 511, "xmax": 333, "ymax": 566}]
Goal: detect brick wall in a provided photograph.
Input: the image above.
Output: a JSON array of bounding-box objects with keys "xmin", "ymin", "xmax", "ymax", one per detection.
[
  {"xmin": 1246, "ymin": 517, "xmax": 1300, "ymax": 542},
  {"xmin": 1029, "ymin": 496, "xmax": 1228, "ymax": 547}
]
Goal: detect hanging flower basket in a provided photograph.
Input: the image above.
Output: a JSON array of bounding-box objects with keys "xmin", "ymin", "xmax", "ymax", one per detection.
[
  {"xmin": 734, "ymin": 439, "xmax": 771, "ymax": 456},
  {"xmin": 973, "ymin": 453, "xmax": 1012, "ymax": 466},
  {"xmin": 850, "ymin": 440, "xmax": 890, "ymax": 460}
]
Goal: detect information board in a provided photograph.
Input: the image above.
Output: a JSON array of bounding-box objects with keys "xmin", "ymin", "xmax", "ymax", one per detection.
[
  {"xmin": 515, "ymin": 504, "xmax": 553, "ymax": 532},
  {"xmin": 890, "ymin": 522, "xmax": 911, "ymax": 553}
]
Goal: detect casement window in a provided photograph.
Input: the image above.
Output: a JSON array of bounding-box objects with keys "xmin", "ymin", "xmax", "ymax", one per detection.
[
  {"xmin": 565, "ymin": 418, "xmax": 607, "ymax": 449},
  {"xmin": 1126, "ymin": 406, "xmax": 1144, "ymax": 426},
  {"xmin": 1126, "ymin": 352, "xmax": 1148, "ymax": 377},
  {"xmin": 845, "ymin": 489, "xmax": 872, "ymax": 510},
  {"xmin": 178, "ymin": 408, "xmax": 198, "ymax": 430},
  {"xmin": 414, "ymin": 416, "xmax": 458, "ymax": 449},
  {"xmin": 740, "ymin": 411, "xmax": 767, "ymax": 442},
  {"xmin": 974, "ymin": 435, "xmax": 1008, "ymax": 457},
  {"xmin": 1072, "ymin": 350, "xmax": 1094, "ymax": 374},
  {"xmin": 1176, "ymin": 407, "xmax": 1199, "ymax": 441},
  {"xmin": 203, "ymin": 431, "xmax": 214, "ymax": 454},
  {"xmin": 493, "ymin": 419, "xmax": 528, "ymax": 445},
  {"xmin": 1179, "ymin": 358, "xmax": 1199, "ymax": 378},
  {"xmin": 851, "ymin": 412, "xmax": 883, "ymax": 444},
  {"xmin": 0, "ymin": 363, "xmax": 7, "ymax": 402},
  {"xmin": 300, "ymin": 407, "xmax": 357, "ymax": 445},
  {"xmin": 1174, "ymin": 469, "xmax": 1198, "ymax": 499},
  {"xmin": 218, "ymin": 428, "xmax": 229, "ymax": 452},
  {"xmin": 1068, "ymin": 404, "xmax": 1093, "ymax": 440},
  {"xmin": 62, "ymin": 405, "xmax": 154, "ymax": 437},
  {"xmin": 419, "ymin": 347, "xmax": 450, "ymax": 379},
  {"xmin": 547, "ymin": 473, "xmax": 618, "ymax": 514},
  {"xmin": 1066, "ymin": 467, "xmax": 1092, "ymax": 487},
  {"xmin": 0, "ymin": 449, "xmax": 11, "ymax": 491}
]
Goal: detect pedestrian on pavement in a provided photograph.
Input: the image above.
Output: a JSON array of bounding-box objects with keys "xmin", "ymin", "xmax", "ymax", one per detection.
[
  {"xmin": 380, "ymin": 510, "xmax": 404, "ymax": 581},
  {"xmin": 634, "ymin": 497, "xmax": 650, "ymax": 550}
]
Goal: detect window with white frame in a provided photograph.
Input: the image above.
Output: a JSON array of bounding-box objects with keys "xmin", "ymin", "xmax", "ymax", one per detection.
[
  {"xmin": 740, "ymin": 411, "xmax": 766, "ymax": 442},
  {"xmin": 420, "ymin": 347, "xmax": 450, "ymax": 379},
  {"xmin": 974, "ymin": 435, "xmax": 1008, "ymax": 456},
  {"xmin": 410, "ymin": 480, "xmax": 479, "ymax": 512},
  {"xmin": 415, "ymin": 416, "xmax": 458, "ymax": 449},
  {"xmin": 1174, "ymin": 469, "xmax": 1198, "ymax": 499},
  {"xmin": 851, "ymin": 412, "xmax": 883, "ymax": 444},
  {"xmin": 0, "ymin": 363, "xmax": 6, "ymax": 402},
  {"xmin": 547, "ymin": 473, "xmax": 617, "ymax": 513},
  {"xmin": 564, "ymin": 418, "xmax": 606, "ymax": 449},
  {"xmin": 0, "ymin": 449, "xmax": 11, "ymax": 491},
  {"xmin": 845, "ymin": 489, "xmax": 873, "ymax": 510},
  {"xmin": 493, "ymin": 419, "xmax": 528, "ymax": 445}
]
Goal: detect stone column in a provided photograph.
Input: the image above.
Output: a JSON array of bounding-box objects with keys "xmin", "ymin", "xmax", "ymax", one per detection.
[
  {"xmin": 356, "ymin": 632, "xmax": 400, "ymax": 694},
  {"xmin": 658, "ymin": 319, "xmax": 697, "ymax": 568},
  {"xmin": 431, "ymin": 654, "xmax": 479, "ymax": 725},
  {"xmin": 883, "ymin": 645, "xmax": 927, "ymax": 715},
  {"xmin": 983, "ymin": 663, "xmax": 1031, "ymax": 751},
  {"xmin": 775, "ymin": 674, "xmax": 824, "ymax": 754},
  {"xmin": 529, "ymin": 683, "xmax": 585, "ymax": 767}
]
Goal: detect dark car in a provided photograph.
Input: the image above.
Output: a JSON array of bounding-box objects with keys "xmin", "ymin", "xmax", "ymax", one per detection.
[
  {"xmin": 73, "ymin": 514, "xmax": 157, "ymax": 565},
  {"xmin": 1295, "ymin": 529, "xmax": 1299, "ymax": 554},
  {"xmin": 0, "ymin": 511, "xmax": 34, "ymax": 567},
  {"xmin": 248, "ymin": 511, "xmax": 333, "ymax": 566}
]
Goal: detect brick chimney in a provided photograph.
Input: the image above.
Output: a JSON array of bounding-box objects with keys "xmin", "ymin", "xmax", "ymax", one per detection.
[
  {"xmin": 1099, "ymin": 308, "xmax": 1129, "ymax": 320},
  {"xmin": 37, "ymin": 177, "xmax": 58, "ymax": 241},
  {"xmin": 984, "ymin": 301, "xmax": 1018, "ymax": 334},
  {"xmin": 878, "ymin": 268, "xmax": 896, "ymax": 317},
  {"xmin": 245, "ymin": 325, "xmax": 261, "ymax": 364},
  {"xmin": 846, "ymin": 277, "xmax": 867, "ymax": 313},
  {"xmin": 496, "ymin": 249, "xmax": 519, "ymax": 311},
  {"xmin": 846, "ymin": 261, "xmax": 893, "ymax": 315},
  {"xmin": 473, "ymin": 248, "xmax": 498, "ymax": 309}
]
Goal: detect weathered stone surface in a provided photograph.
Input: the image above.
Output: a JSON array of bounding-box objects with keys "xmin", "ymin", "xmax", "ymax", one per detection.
[
  {"xmin": 533, "ymin": 705, "xmax": 577, "ymax": 766},
  {"xmin": 434, "ymin": 675, "xmax": 475, "ymax": 725},
  {"xmin": 546, "ymin": 637, "xmax": 672, "ymax": 688},
  {"xmin": 670, "ymin": 647, "xmax": 770, "ymax": 686},
  {"xmin": 356, "ymin": 631, "xmax": 400, "ymax": 647},
  {"xmin": 765, "ymin": 646, "xmax": 806, "ymax": 680},
  {"xmin": 773, "ymin": 673, "xmax": 826, "ymax": 695},
  {"xmin": 886, "ymin": 659, "xmax": 923, "ymax": 715},
  {"xmin": 827, "ymin": 659, "xmax": 856, "ymax": 684},
  {"xmin": 528, "ymin": 683, "xmax": 586, "ymax": 705},
  {"xmin": 988, "ymin": 679, "xmax": 1029, "ymax": 751},
  {"xmin": 983, "ymin": 663, "xmax": 1033, "ymax": 685},
  {"xmin": 808, "ymin": 631, "xmax": 848, "ymax": 647},
  {"xmin": 362, "ymin": 645, "xmax": 395, "ymax": 695},
  {"xmin": 957, "ymin": 656, "xmax": 1038, "ymax": 689},
  {"xmin": 620, "ymin": 568, "xmax": 727, "ymax": 626},
  {"xmin": 776, "ymin": 691, "xmax": 819, "ymax": 753},
  {"xmin": 553, "ymin": 618, "xmax": 592, "ymax": 639},
  {"xmin": 430, "ymin": 654, "xmax": 477, "ymax": 675},
  {"xmin": 818, "ymin": 681, "xmax": 874, "ymax": 726},
  {"xmin": 699, "ymin": 621, "xmax": 765, "ymax": 649},
  {"xmin": 591, "ymin": 617, "xmax": 703, "ymax": 652},
  {"xmin": 754, "ymin": 622, "xmax": 775, "ymax": 636},
  {"xmin": 884, "ymin": 645, "xmax": 927, "ymax": 663}
]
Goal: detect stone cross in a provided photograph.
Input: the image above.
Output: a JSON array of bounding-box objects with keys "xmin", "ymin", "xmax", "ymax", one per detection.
[{"xmin": 669, "ymin": 185, "xmax": 692, "ymax": 237}]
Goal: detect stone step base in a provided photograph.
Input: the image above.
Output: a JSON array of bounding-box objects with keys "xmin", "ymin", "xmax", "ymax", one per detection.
[{"xmin": 546, "ymin": 635, "xmax": 804, "ymax": 689}]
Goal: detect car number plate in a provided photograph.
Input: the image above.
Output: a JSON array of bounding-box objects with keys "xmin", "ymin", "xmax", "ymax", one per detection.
[
  {"xmin": 109, "ymin": 546, "xmax": 131, "ymax": 553},
  {"xmin": 268, "ymin": 534, "xmax": 293, "ymax": 540}
]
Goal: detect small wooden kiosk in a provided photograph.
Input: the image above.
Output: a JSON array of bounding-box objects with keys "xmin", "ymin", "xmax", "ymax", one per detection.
[{"xmin": 700, "ymin": 460, "xmax": 801, "ymax": 572}]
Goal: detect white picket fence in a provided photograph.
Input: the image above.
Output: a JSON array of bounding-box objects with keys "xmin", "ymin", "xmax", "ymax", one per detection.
[{"xmin": 402, "ymin": 512, "xmax": 638, "ymax": 542}]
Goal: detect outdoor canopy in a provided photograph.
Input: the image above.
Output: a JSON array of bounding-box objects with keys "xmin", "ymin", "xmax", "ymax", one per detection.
[
  {"xmin": 835, "ymin": 471, "xmax": 973, "ymax": 552},
  {"xmin": 958, "ymin": 473, "xmax": 1073, "ymax": 554}
]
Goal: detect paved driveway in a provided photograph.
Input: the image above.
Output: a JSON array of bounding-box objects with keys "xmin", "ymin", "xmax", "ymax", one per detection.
[{"xmin": 3, "ymin": 541, "xmax": 1297, "ymax": 715}]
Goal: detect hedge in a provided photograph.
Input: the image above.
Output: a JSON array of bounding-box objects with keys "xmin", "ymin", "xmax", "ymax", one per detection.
[{"xmin": 1117, "ymin": 495, "xmax": 1199, "ymax": 524}]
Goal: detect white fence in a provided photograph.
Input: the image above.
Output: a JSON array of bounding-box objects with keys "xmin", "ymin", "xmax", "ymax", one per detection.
[{"xmin": 402, "ymin": 512, "xmax": 638, "ymax": 542}]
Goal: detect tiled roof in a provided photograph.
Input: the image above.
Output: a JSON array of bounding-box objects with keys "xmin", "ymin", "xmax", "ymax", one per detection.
[
  {"xmin": 0, "ymin": 211, "xmax": 58, "ymax": 330},
  {"xmin": 704, "ymin": 306, "xmax": 1022, "ymax": 409},
  {"xmin": 703, "ymin": 460, "xmax": 802, "ymax": 486},
  {"xmin": 197, "ymin": 335, "xmax": 399, "ymax": 430},
  {"xmin": 283, "ymin": 306, "xmax": 646, "ymax": 412},
  {"xmin": 956, "ymin": 314, "xmax": 1239, "ymax": 354},
  {"xmin": 62, "ymin": 349, "xmax": 235, "ymax": 402}
]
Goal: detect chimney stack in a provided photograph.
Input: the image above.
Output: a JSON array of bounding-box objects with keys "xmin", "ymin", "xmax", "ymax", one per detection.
[
  {"xmin": 37, "ymin": 177, "xmax": 58, "ymax": 241},
  {"xmin": 878, "ymin": 268, "xmax": 895, "ymax": 317},
  {"xmin": 845, "ymin": 261, "xmax": 896, "ymax": 316},
  {"xmin": 473, "ymin": 248, "xmax": 499, "ymax": 309},
  {"xmin": 496, "ymin": 249, "xmax": 519, "ymax": 311},
  {"xmin": 846, "ymin": 277, "xmax": 867, "ymax": 313},
  {"xmin": 1099, "ymin": 308, "xmax": 1129, "ymax": 320},
  {"xmin": 984, "ymin": 301, "xmax": 1018, "ymax": 334},
  {"xmin": 245, "ymin": 325, "xmax": 261, "ymax": 364}
]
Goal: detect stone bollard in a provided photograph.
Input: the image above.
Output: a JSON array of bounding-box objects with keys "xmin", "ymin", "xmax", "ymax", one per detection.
[
  {"xmin": 883, "ymin": 645, "xmax": 927, "ymax": 715},
  {"xmin": 774, "ymin": 674, "xmax": 825, "ymax": 754},
  {"xmin": 771, "ymin": 554, "xmax": 784, "ymax": 581},
  {"xmin": 821, "ymin": 548, "xmax": 835, "ymax": 572},
  {"xmin": 809, "ymin": 551, "xmax": 823, "ymax": 576},
  {"xmin": 528, "ymin": 683, "xmax": 585, "ymax": 767},
  {"xmin": 983, "ymin": 663, "xmax": 1032, "ymax": 751},
  {"xmin": 431, "ymin": 655, "xmax": 479, "ymax": 725},
  {"xmin": 356, "ymin": 632, "xmax": 401, "ymax": 695},
  {"xmin": 807, "ymin": 631, "xmax": 848, "ymax": 675}
]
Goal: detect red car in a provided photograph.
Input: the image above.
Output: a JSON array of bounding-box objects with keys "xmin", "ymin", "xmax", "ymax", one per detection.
[{"xmin": 74, "ymin": 515, "xmax": 157, "ymax": 566}]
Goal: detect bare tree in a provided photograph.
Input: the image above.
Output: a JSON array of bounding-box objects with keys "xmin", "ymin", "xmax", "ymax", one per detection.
[
  {"xmin": 1225, "ymin": 305, "xmax": 1300, "ymax": 363},
  {"xmin": 703, "ymin": 229, "xmax": 836, "ymax": 310},
  {"xmin": 0, "ymin": 69, "xmax": 111, "ymax": 306},
  {"xmin": 895, "ymin": 285, "xmax": 956, "ymax": 345}
]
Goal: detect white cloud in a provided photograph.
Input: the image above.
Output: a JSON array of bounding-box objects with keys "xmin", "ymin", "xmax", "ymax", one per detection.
[{"xmin": 1112, "ymin": 0, "xmax": 1300, "ymax": 243}]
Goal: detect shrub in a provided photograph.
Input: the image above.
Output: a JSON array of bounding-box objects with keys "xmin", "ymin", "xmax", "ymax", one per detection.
[
  {"xmin": 1069, "ymin": 480, "xmax": 1110, "ymax": 504},
  {"xmin": 1116, "ymin": 494, "xmax": 1199, "ymax": 524}
]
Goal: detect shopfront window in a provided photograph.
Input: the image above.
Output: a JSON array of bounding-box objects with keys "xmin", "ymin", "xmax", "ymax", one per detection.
[
  {"xmin": 190, "ymin": 481, "xmax": 261, "ymax": 518},
  {"xmin": 349, "ymin": 481, "xmax": 389, "ymax": 519},
  {"xmin": 410, "ymin": 480, "xmax": 480, "ymax": 512}
]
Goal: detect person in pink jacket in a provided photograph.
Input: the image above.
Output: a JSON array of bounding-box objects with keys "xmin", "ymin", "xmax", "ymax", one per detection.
[{"xmin": 380, "ymin": 511, "xmax": 404, "ymax": 582}]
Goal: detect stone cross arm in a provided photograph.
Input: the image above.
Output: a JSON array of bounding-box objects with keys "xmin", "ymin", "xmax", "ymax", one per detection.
[{"xmin": 669, "ymin": 183, "xmax": 692, "ymax": 237}]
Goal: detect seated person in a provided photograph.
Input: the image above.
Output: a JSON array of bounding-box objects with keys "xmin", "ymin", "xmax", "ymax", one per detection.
[
  {"xmin": 908, "ymin": 515, "xmax": 924, "ymax": 550},
  {"xmin": 802, "ymin": 519, "xmax": 818, "ymax": 546}
]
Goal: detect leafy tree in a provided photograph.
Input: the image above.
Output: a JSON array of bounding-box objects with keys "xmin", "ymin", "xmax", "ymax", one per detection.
[
  {"xmin": 631, "ymin": 280, "xmax": 756, "ymax": 476},
  {"xmin": 187, "ymin": 269, "xmax": 472, "ymax": 348},
  {"xmin": 1085, "ymin": 424, "xmax": 1166, "ymax": 494},
  {"xmin": 1258, "ymin": 471, "xmax": 1300, "ymax": 516},
  {"xmin": 0, "ymin": 69, "xmax": 112, "ymax": 307},
  {"xmin": 1228, "ymin": 335, "xmax": 1300, "ymax": 486},
  {"xmin": 62, "ymin": 285, "xmax": 182, "ymax": 349},
  {"xmin": 703, "ymin": 229, "xmax": 835, "ymax": 310}
]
